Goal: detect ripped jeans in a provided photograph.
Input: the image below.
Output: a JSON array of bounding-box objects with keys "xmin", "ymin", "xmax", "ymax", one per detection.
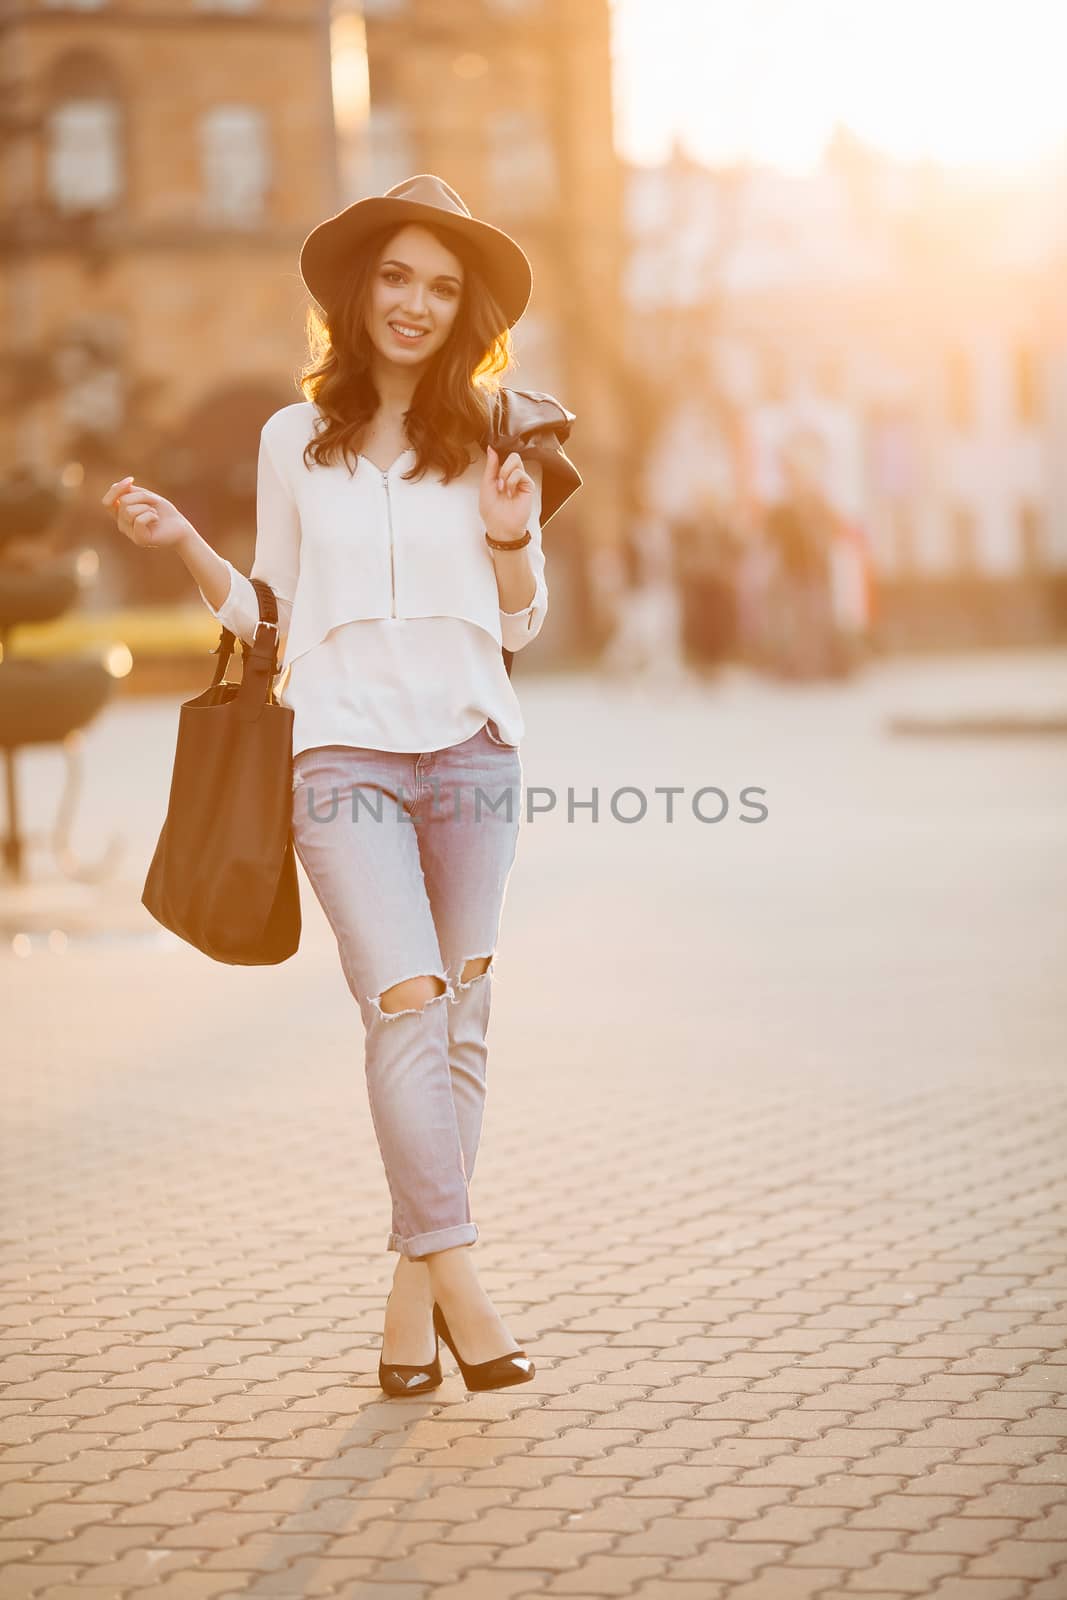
[{"xmin": 290, "ymin": 720, "xmax": 522, "ymax": 1259}]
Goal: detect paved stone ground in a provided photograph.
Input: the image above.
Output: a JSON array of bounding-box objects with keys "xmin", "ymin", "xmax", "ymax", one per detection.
[{"xmin": 2, "ymin": 651, "xmax": 1066, "ymax": 1599}]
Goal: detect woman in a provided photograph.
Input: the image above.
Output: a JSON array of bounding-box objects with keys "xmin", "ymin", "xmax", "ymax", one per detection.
[{"xmin": 102, "ymin": 175, "xmax": 581, "ymax": 1396}]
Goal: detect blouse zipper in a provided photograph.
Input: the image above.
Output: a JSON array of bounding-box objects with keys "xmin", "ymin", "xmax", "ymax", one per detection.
[{"xmin": 382, "ymin": 468, "xmax": 397, "ymax": 618}]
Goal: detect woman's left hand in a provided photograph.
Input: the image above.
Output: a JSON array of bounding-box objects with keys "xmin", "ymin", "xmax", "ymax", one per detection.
[{"xmin": 481, "ymin": 445, "xmax": 534, "ymax": 543}]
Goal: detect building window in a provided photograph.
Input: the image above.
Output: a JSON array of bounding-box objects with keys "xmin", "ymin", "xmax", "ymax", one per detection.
[
  {"xmin": 1014, "ymin": 346, "xmax": 1041, "ymax": 426},
  {"xmin": 950, "ymin": 505, "xmax": 977, "ymax": 572},
  {"xmin": 945, "ymin": 348, "xmax": 972, "ymax": 429},
  {"xmin": 55, "ymin": 314, "xmax": 126, "ymax": 437},
  {"xmin": 200, "ymin": 106, "xmax": 270, "ymax": 225},
  {"xmin": 1019, "ymin": 502, "xmax": 1044, "ymax": 571},
  {"xmin": 192, "ymin": 1, "xmax": 262, "ymax": 11},
  {"xmin": 46, "ymin": 98, "xmax": 122, "ymax": 213},
  {"xmin": 40, "ymin": 1, "xmax": 108, "ymax": 9},
  {"xmin": 487, "ymin": 110, "xmax": 555, "ymax": 214},
  {"xmin": 61, "ymin": 363, "xmax": 124, "ymax": 437}
]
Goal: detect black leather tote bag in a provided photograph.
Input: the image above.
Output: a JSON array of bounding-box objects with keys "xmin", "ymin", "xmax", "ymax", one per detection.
[{"xmin": 141, "ymin": 578, "xmax": 301, "ymax": 964}]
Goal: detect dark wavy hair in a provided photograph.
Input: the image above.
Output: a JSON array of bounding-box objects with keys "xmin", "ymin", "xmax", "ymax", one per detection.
[{"xmin": 297, "ymin": 220, "xmax": 516, "ymax": 485}]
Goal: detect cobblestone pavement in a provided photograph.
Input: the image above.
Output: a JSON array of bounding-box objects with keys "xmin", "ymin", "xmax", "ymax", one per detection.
[{"xmin": 3, "ymin": 653, "xmax": 1066, "ymax": 1599}]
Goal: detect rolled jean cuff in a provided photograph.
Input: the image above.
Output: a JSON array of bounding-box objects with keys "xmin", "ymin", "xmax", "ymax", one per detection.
[{"xmin": 388, "ymin": 1222, "xmax": 479, "ymax": 1259}]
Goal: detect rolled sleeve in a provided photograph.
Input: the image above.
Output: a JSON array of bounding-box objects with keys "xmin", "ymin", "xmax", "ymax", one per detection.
[
  {"xmin": 197, "ymin": 561, "xmax": 267, "ymax": 645},
  {"xmin": 498, "ymin": 460, "xmax": 548, "ymax": 652}
]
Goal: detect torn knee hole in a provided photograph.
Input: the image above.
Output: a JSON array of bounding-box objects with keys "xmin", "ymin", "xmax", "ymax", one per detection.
[
  {"xmin": 374, "ymin": 973, "xmax": 449, "ymax": 1019},
  {"xmin": 454, "ymin": 953, "xmax": 494, "ymax": 993}
]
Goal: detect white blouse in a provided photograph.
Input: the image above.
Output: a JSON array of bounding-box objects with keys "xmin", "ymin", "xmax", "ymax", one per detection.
[{"xmin": 196, "ymin": 401, "xmax": 548, "ymax": 758}]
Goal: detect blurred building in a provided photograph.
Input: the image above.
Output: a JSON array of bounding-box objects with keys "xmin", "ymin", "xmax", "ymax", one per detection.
[
  {"xmin": 0, "ymin": 0, "xmax": 338, "ymax": 606},
  {"xmin": 624, "ymin": 136, "xmax": 1067, "ymax": 648},
  {"xmin": 334, "ymin": 0, "xmax": 626, "ymax": 661},
  {"xmin": 3, "ymin": 0, "xmax": 625, "ymax": 663}
]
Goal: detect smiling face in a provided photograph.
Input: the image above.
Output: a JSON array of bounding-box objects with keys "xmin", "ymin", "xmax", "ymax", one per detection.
[{"xmin": 366, "ymin": 223, "xmax": 465, "ymax": 367}]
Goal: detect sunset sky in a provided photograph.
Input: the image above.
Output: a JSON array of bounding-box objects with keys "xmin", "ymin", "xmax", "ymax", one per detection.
[{"xmin": 610, "ymin": 0, "xmax": 1067, "ymax": 174}]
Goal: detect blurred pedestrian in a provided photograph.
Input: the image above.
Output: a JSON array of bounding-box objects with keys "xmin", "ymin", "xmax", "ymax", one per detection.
[
  {"xmin": 733, "ymin": 516, "xmax": 775, "ymax": 669},
  {"xmin": 828, "ymin": 515, "xmax": 875, "ymax": 673},
  {"xmin": 763, "ymin": 428, "xmax": 840, "ymax": 679},
  {"xmin": 671, "ymin": 491, "xmax": 741, "ymax": 671},
  {"xmin": 602, "ymin": 507, "xmax": 689, "ymax": 685}
]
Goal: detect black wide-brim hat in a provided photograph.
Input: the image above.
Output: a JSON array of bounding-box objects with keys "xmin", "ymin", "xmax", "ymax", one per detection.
[{"xmin": 299, "ymin": 173, "xmax": 534, "ymax": 329}]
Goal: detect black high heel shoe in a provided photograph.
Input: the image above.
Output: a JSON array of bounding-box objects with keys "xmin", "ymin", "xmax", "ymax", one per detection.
[
  {"xmin": 432, "ymin": 1300, "xmax": 535, "ymax": 1391},
  {"xmin": 378, "ymin": 1313, "xmax": 443, "ymax": 1397}
]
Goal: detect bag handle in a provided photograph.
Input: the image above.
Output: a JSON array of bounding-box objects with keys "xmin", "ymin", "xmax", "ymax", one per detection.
[
  {"xmin": 209, "ymin": 579, "xmax": 282, "ymax": 724},
  {"xmin": 209, "ymin": 579, "xmax": 277, "ymax": 677}
]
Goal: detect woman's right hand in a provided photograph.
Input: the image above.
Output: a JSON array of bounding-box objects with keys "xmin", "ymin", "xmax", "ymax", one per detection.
[{"xmin": 101, "ymin": 476, "xmax": 197, "ymax": 551}]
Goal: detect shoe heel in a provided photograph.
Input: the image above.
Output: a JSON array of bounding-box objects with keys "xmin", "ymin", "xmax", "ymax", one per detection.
[{"xmin": 432, "ymin": 1301, "xmax": 535, "ymax": 1392}]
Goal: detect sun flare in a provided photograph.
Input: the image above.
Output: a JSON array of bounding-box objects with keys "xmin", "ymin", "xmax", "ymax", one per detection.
[{"xmin": 611, "ymin": 0, "xmax": 1067, "ymax": 173}]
